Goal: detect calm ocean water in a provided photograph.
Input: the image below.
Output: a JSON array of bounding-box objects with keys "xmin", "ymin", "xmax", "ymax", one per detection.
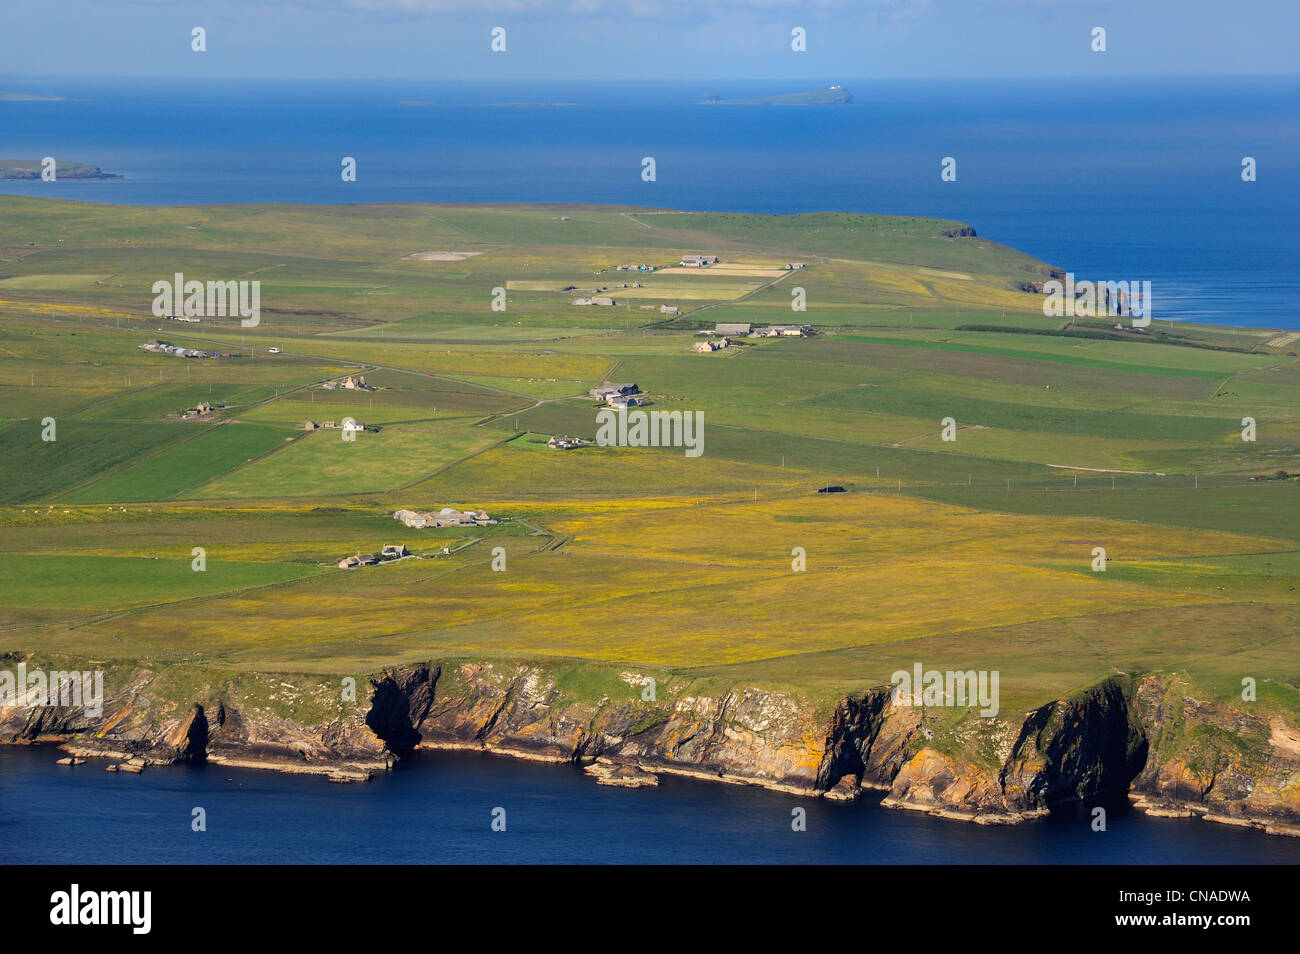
[
  {"xmin": 1, "ymin": 746, "xmax": 1295, "ymax": 864},
  {"xmin": 0, "ymin": 76, "xmax": 1297, "ymax": 328}
]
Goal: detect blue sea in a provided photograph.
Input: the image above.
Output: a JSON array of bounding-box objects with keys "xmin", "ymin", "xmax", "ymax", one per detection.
[
  {"xmin": 1, "ymin": 76, "xmax": 1297, "ymax": 328},
  {"xmin": 1, "ymin": 746, "xmax": 1295, "ymax": 864}
]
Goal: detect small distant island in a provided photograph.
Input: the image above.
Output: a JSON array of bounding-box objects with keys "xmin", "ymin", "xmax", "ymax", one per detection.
[
  {"xmin": 701, "ymin": 85, "xmax": 853, "ymax": 106},
  {"xmin": 0, "ymin": 91, "xmax": 65, "ymax": 101},
  {"xmin": 0, "ymin": 159, "xmax": 122, "ymax": 181},
  {"xmin": 398, "ymin": 101, "xmax": 579, "ymax": 108}
]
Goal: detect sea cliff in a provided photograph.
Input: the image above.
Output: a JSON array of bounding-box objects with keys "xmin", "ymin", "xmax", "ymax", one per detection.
[{"xmin": 2, "ymin": 656, "xmax": 1297, "ymax": 835}]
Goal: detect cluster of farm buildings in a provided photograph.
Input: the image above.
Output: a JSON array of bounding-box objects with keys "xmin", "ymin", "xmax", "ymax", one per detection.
[
  {"xmin": 690, "ymin": 323, "xmax": 813, "ymax": 353},
  {"xmin": 704, "ymin": 322, "xmax": 813, "ymax": 338},
  {"xmin": 336, "ymin": 507, "xmax": 496, "ymax": 568},
  {"xmin": 392, "ymin": 507, "xmax": 495, "ymax": 529},
  {"xmin": 322, "ymin": 375, "xmax": 374, "ymax": 391},
  {"xmin": 303, "ymin": 419, "xmax": 370, "ymax": 434},
  {"xmin": 140, "ymin": 340, "xmax": 222, "ymax": 359},
  {"xmin": 547, "ymin": 435, "xmax": 591, "ymax": 450},
  {"xmin": 539, "ymin": 383, "xmax": 648, "ymax": 449},
  {"xmin": 679, "ymin": 255, "xmax": 805, "ymax": 270},
  {"xmin": 691, "ymin": 322, "xmax": 813, "ymax": 352},
  {"xmin": 693, "ymin": 339, "xmax": 730, "ymax": 352},
  {"xmin": 589, "ymin": 382, "xmax": 644, "ymax": 408},
  {"xmin": 337, "ymin": 544, "xmax": 409, "ymax": 569},
  {"xmin": 571, "ymin": 256, "xmax": 807, "ymax": 314},
  {"xmin": 178, "ymin": 401, "xmax": 215, "ymax": 420}
]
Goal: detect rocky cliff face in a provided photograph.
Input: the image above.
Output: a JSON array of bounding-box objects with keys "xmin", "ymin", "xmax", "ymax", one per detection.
[
  {"xmin": 878, "ymin": 676, "xmax": 1147, "ymax": 823},
  {"xmin": 418, "ymin": 663, "xmax": 832, "ymax": 794},
  {"xmin": 1127, "ymin": 674, "xmax": 1300, "ymax": 834},
  {"xmin": 2, "ymin": 655, "xmax": 1296, "ymax": 834},
  {"xmin": 0, "ymin": 664, "xmax": 393, "ymax": 781}
]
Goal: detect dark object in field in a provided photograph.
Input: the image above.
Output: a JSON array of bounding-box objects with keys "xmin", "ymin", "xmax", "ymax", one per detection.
[{"xmin": 817, "ymin": 485, "xmax": 846, "ymax": 493}]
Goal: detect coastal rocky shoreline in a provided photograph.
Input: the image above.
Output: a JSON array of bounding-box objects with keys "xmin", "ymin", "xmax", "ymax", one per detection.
[
  {"xmin": 3, "ymin": 659, "xmax": 1297, "ymax": 837},
  {"xmin": 0, "ymin": 160, "xmax": 122, "ymax": 181}
]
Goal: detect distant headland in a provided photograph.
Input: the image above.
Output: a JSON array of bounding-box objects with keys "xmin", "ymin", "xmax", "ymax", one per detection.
[
  {"xmin": 0, "ymin": 91, "xmax": 65, "ymax": 101},
  {"xmin": 0, "ymin": 159, "xmax": 122, "ymax": 181}
]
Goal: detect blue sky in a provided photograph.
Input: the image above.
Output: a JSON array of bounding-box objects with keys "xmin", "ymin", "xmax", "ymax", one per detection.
[{"xmin": 2, "ymin": 0, "xmax": 1296, "ymax": 80}]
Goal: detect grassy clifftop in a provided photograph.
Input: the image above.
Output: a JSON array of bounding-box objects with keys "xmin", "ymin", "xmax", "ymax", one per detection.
[{"xmin": 0, "ymin": 197, "xmax": 1295, "ymax": 778}]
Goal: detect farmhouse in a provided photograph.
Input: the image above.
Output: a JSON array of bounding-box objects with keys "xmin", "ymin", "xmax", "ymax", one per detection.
[
  {"xmin": 693, "ymin": 338, "xmax": 729, "ymax": 353},
  {"xmin": 713, "ymin": 322, "xmax": 751, "ymax": 336},
  {"xmin": 606, "ymin": 394, "xmax": 643, "ymax": 408},
  {"xmin": 753, "ymin": 324, "xmax": 813, "ymax": 338},
  {"xmin": 659, "ymin": 304, "xmax": 680, "ymax": 315},
  {"xmin": 392, "ymin": 509, "xmax": 428, "ymax": 528},
  {"xmin": 180, "ymin": 401, "xmax": 214, "ymax": 419},
  {"xmin": 380, "ymin": 544, "xmax": 409, "ymax": 560},
  {"xmin": 547, "ymin": 435, "xmax": 589, "ymax": 450},
  {"xmin": 785, "ymin": 262, "xmax": 807, "ymax": 270},
  {"xmin": 680, "ymin": 254, "xmax": 719, "ymax": 267},
  {"xmin": 316, "ymin": 419, "xmax": 371, "ymax": 433},
  {"xmin": 589, "ymin": 382, "xmax": 639, "ymax": 401},
  {"xmin": 573, "ymin": 296, "xmax": 617, "ymax": 306},
  {"xmin": 337, "ymin": 552, "xmax": 380, "ymax": 569}
]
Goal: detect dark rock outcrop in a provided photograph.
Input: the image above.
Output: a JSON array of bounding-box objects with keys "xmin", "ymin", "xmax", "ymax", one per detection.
[
  {"xmin": 365, "ymin": 665, "xmax": 437, "ymax": 758},
  {"xmin": 1001, "ymin": 676, "xmax": 1148, "ymax": 810}
]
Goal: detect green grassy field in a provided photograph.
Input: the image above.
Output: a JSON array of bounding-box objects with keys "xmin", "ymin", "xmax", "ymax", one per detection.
[{"xmin": 1, "ymin": 196, "xmax": 1296, "ymax": 724}]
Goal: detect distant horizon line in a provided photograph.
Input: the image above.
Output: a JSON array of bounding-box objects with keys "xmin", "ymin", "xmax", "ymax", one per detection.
[{"xmin": 3, "ymin": 73, "xmax": 1299, "ymax": 84}]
